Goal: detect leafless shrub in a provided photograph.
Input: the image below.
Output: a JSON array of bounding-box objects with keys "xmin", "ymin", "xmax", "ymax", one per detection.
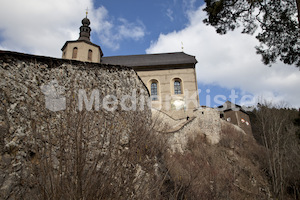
[
  {"xmin": 219, "ymin": 123, "xmax": 267, "ymax": 167},
  {"xmin": 0, "ymin": 82, "xmax": 166, "ymax": 199},
  {"xmin": 159, "ymin": 123, "xmax": 270, "ymax": 200},
  {"xmin": 251, "ymin": 101, "xmax": 300, "ymax": 199},
  {"xmin": 24, "ymin": 106, "xmax": 166, "ymax": 200}
]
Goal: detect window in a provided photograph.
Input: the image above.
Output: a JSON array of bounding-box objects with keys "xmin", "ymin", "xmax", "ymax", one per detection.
[
  {"xmin": 151, "ymin": 82, "xmax": 158, "ymax": 100},
  {"xmin": 72, "ymin": 47, "xmax": 78, "ymax": 58},
  {"xmin": 174, "ymin": 80, "xmax": 182, "ymax": 94},
  {"xmin": 150, "ymin": 80, "xmax": 158, "ymax": 101},
  {"xmin": 88, "ymin": 49, "xmax": 93, "ymax": 61}
]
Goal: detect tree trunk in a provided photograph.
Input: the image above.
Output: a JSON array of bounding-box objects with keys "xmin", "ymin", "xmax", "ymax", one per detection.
[{"xmin": 297, "ymin": 0, "xmax": 300, "ymax": 29}]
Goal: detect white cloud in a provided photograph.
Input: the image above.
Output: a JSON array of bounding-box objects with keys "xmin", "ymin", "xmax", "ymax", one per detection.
[
  {"xmin": 117, "ymin": 18, "xmax": 145, "ymax": 41},
  {"xmin": 0, "ymin": 0, "xmax": 91, "ymax": 57},
  {"xmin": 90, "ymin": 7, "xmax": 145, "ymax": 51},
  {"xmin": 166, "ymin": 8, "xmax": 174, "ymax": 21},
  {"xmin": 183, "ymin": 0, "xmax": 197, "ymax": 11},
  {"xmin": 147, "ymin": 5, "xmax": 300, "ymax": 108},
  {"xmin": 0, "ymin": 0, "xmax": 146, "ymax": 57}
]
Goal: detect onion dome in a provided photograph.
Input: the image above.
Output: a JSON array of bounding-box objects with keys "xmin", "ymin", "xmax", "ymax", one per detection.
[{"xmin": 78, "ymin": 16, "xmax": 91, "ymax": 41}]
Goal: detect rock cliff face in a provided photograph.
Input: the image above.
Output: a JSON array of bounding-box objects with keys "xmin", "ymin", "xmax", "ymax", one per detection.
[
  {"xmin": 168, "ymin": 108, "xmax": 222, "ymax": 153},
  {"xmin": 0, "ymin": 51, "xmax": 157, "ymax": 199}
]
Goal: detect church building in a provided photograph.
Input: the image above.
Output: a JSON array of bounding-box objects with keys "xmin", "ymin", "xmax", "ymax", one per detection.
[{"xmin": 61, "ymin": 15, "xmax": 199, "ymax": 120}]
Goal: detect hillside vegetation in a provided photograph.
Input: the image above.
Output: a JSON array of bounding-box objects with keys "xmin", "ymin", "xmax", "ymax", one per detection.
[
  {"xmin": 1, "ymin": 97, "xmax": 299, "ymax": 199},
  {"xmin": 158, "ymin": 103, "xmax": 300, "ymax": 200},
  {"xmin": 250, "ymin": 103, "xmax": 300, "ymax": 199},
  {"xmin": 159, "ymin": 123, "xmax": 270, "ymax": 199}
]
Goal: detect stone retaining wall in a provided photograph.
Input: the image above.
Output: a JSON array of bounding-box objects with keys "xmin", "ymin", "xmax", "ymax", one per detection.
[{"xmin": 0, "ymin": 51, "xmax": 154, "ymax": 199}]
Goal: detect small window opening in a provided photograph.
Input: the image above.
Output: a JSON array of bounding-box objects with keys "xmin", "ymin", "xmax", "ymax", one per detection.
[
  {"xmin": 151, "ymin": 81, "xmax": 158, "ymax": 101},
  {"xmin": 72, "ymin": 47, "xmax": 78, "ymax": 58},
  {"xmin": 174, "ymin": 80, "xmax": 182, "ymax": 94},
  {"xmin": 88, "ymin": 49, "xmax": 93, "ymax": 61}
]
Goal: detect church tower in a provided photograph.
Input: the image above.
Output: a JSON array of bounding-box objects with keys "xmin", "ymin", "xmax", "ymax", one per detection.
[{"xmin": 61, "ymin": 12, "xmax": 103, "ymax": 63}]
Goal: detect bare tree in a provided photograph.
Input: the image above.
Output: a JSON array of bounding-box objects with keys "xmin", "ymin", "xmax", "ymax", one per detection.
[{"xmin": 252, "ymin": 101, "xmax": 300, "ymax": 199}]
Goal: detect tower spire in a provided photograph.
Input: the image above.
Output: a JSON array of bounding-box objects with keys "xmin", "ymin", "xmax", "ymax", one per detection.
[
  {"xmin": 78, "ymin": 12, "xmax": 91, "ymax": 42},
  {"xmin": 61, "ymin": 10, "xmax": 103, "ymax": 63}
]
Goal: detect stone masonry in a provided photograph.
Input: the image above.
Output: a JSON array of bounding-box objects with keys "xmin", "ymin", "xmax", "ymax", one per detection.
[{"xmin": 0, "ymin": 51, "xmax": 155, "ymax": 199}]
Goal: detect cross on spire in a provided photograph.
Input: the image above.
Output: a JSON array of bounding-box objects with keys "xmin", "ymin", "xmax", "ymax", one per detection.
[{"xmin": 86, "ymin": 7, "xmax": 88, "ymax": 17}]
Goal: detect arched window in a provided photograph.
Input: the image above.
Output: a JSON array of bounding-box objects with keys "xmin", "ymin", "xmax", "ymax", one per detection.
[
  {"xmin": 174, "ymin": 80, "xmax": 182, "ymax": 94},
  {"xmin": 88, "ymin": 49, "xmax": 93, "ymax": 61},
  {"xmin": 72, "ymin": 47, "xmax": 78, "ymax": 59},
  {"xmin": 150, "ymin": 80, "xmax": 158, "ymax": 101}
]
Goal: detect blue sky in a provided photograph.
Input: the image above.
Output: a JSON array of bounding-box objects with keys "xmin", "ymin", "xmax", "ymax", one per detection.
[
  {"xmin": 93, "ymin": 0, "xmax": 204, "ymax": 56},
  {"xmin": 0, "ymin": 0, "xmax": 299, "ymax": 108}
]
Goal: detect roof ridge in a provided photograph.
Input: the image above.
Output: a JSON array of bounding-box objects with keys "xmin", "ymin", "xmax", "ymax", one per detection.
[{"xmin": 102, "ymin": 51, "xmax": 193, "ymax": 58}]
